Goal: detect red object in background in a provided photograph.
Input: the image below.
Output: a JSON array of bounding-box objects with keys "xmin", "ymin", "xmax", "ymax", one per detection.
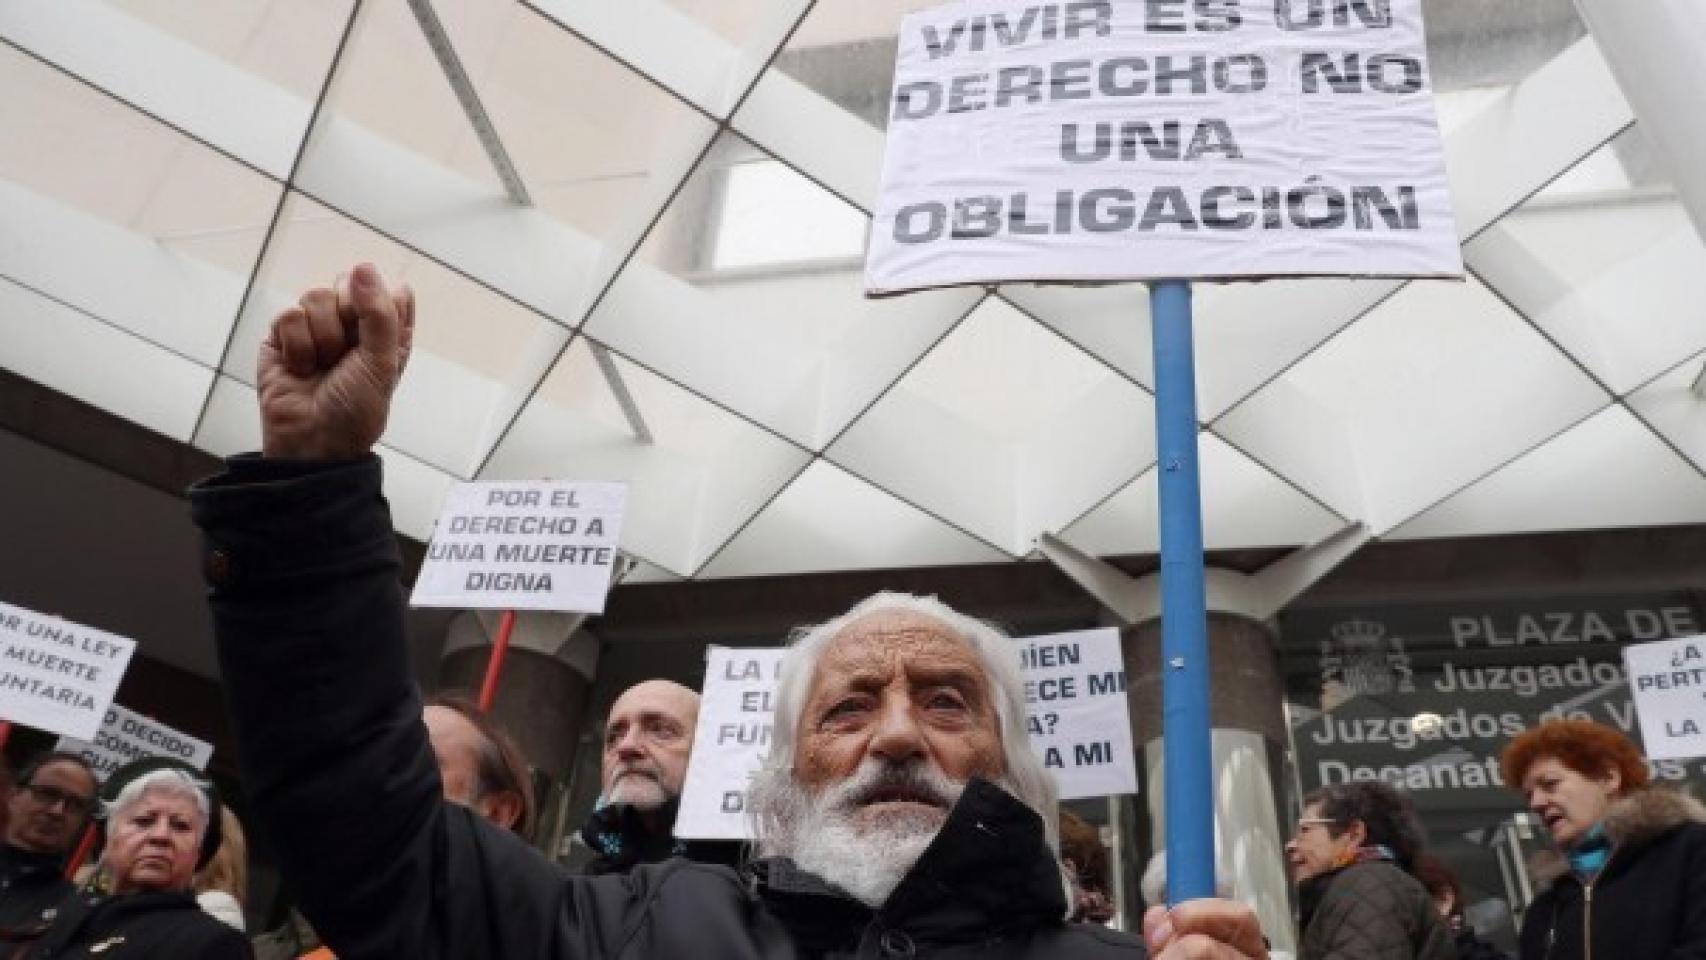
[{"xmin": 477, "ymin": 611, "xmax": 517, "ymax": 712}]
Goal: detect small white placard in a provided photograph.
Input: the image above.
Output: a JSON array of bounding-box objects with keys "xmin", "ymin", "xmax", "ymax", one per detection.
[
  {"xmin": 674, "ymin": 647, "xmax": 787, "ymax": 841},
  {"xmin": 1020, "ymin": 627, "xmax": 1139, "ymax": 799},
  {"xmin": 674, "ymin": 630, "xmax": 1138, "ymax": 840},
  {"xmin": 411, "ymin": 482, "xmax": 627, "ymax": 613},
  {"xmin": 56, "ymin": 703, "xmax": 213, "ymax": 783},
  {"xmin": 866, "ymin": 0, "xmax": 1462, "ymax": 293},
  {"xmin": 1623, "ymin": 634, "xmax": 1706, "ymax": 760},
  {"xmin": 0, "ymin": 602, "xmax": 136, "ymax": 742}
]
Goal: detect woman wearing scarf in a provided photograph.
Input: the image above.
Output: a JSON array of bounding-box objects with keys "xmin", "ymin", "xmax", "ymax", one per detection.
[
  {"xmin": 1286, "ymin": 781, "xmax": 1454, "ymax": 960},
  {"xmin": 1502, "ymin": 719, "xmax": 1706, "ymax": 960}
]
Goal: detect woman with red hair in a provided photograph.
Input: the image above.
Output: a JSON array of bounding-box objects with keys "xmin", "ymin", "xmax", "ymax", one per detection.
[{"xmin": 1501, "ymin": 719, "xmax": 1706, "ymax": 960}]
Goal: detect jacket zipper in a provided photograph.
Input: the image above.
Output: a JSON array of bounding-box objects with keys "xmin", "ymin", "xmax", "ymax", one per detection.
[
  {"xmin": 1582, "ymin": 884, "xmax": 1592, "ymax": 960},
  {"xmin": 1578, "ymin": 845, "xmax": 1617, "ymax": 960}
]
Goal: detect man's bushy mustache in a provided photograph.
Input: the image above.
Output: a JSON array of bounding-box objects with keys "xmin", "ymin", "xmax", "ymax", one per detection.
[{"xmin": 823, "ymin": 760, "xmax": 962, "ymax": 814}]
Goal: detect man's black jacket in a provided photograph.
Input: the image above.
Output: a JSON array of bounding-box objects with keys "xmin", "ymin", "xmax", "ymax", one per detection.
[
  {"xmin": 576, "ymin": 797, "xmax": 743, "ymax": 876},
  {"xmin": 191, "ymin": 456, "xmax": 1146, "ymax": 960},
  {"xmin": 0, "ymin": 843, "xmax": 71, "ymax": 944}
]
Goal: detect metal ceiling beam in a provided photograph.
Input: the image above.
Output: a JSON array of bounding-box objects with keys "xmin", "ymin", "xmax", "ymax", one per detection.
[
  {"xmin": 589, "ymin": 343, "xmax": 655, "ymax": 444},
  {"xmin": 405, "ymin": 0, "xmax": 532, "ymax": 206},
  {"xmin": 406, "ymin": 0, "xmax": 653, "ymax": 444},
  {"xmin": 1037, "ymin": 522, "xmax": 1369, "ymax": 626},
  {"xmin": 1692, "ymin": 361, "xmax": 1706, "ymax": 399}
]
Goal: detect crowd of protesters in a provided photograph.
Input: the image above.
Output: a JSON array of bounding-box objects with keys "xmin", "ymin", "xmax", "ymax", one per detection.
[{"xmin": 1, "ymin": 262, "xmax": 1701, "ymax": 959}]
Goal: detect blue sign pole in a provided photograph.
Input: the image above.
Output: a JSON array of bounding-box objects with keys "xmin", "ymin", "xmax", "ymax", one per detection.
[{"xmin": 1150, "ymin": 279, "xmax": 1215, "ymax": 905}]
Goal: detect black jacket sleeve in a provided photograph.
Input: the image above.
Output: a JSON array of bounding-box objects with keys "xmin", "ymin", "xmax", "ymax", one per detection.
[{"xmin": 191, "ymin": 457, "xmax": 573, "ymax": 959}]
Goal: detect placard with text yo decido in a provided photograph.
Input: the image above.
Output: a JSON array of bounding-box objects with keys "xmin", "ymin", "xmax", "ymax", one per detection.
[
  {"xmin": 57, "ymin": 703, "xmax": 213, "ymax": 783},
  {"xmin": 411, "ymin": 482, "xmax": 627, "ymax": 614},
  {"xmin": 1624, "ymin": 634, "xmax": 1706, "ymax": 761},
  {"xmin": 0, "ymin": 601, "xmax": 136, "ymax": 742},
  {"xmin": 866, "ymin": 0, "xmax": 1463, "ymax": 294}
]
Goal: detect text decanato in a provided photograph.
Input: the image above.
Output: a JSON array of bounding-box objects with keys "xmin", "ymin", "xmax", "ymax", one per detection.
[{"xmin": 865, "ymin": 0, "xmax": 1463, "ymax": 293}]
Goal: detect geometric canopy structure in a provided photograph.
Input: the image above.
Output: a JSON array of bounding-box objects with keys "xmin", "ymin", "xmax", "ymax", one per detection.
[{"xmin": 4, "ymin": 0, "xmax": 1704, "ymax": 584}]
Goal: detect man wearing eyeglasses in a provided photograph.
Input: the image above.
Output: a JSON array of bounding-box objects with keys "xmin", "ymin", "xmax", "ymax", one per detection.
[
  {"xmin": 0, "ymin": 752, "xmax": 96, "ymax": 936},
  {"xmin": 578, "ymin": 680, "xmax": 740, "ymax": 875}
]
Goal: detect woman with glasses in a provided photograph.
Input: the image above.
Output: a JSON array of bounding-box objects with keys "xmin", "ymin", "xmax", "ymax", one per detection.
[
  {"xmin": 1285, "ymin": 781, "xmax": 1454, "ymax": 960},
  {"xmin": 27, "ymin": 757, "xmax": 251, "ymax": 959},
  {"xmin": 1502, "ymin": 718, "xmax": 1706, "ymax": 960}
]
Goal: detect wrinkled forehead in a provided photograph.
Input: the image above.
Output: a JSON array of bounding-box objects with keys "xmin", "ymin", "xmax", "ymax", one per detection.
[
  {"xmin": 607, "ymin": 681, "xmax": 699, "ymax": 729},
  {"xmin": 810, "ymin": 609, "xmax": 988, "ymax": 691}
]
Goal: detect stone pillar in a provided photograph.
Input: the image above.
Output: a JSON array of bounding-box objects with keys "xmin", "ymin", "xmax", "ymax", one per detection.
[
  {"xmin": 438, "ymin": 611, "xmax": 599, "ymax": 852},
  {"xmin": 1123, "ymin": 612, "xmax": 1295, "ymax": 954}
]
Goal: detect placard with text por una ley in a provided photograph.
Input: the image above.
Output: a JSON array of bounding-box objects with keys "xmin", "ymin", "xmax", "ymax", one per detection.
[
  {"xmin": 866, "ymin": 0, "xmax": 1462, "ymax": 293},
  {"xmin": 411, "ymin": 482, "xmax": 627, "ymax": 614},
  {"xmin": 674, "ymin": 629, "xmax": 1135, "ymax": 841},
  {"xmin": 0, "ymin": 601, "xmax": 136, "ymax": 742}
]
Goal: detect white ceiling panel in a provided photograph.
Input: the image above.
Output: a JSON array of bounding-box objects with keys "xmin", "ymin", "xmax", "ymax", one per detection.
[
  {"xmin": 828, "ymin": 298, "xmax": 1153, "ymax": 555},
  {"xmin": 479, "ymin": 339, "xmax": 811, "ymax": 577},
  {"xmin": 1468, "ymin": 130, "xmax": 1706, "ymax": 395},
  {"xmin": 1390, "ymin": 405, "xmax": 1706, "ymax": 539},
  {"xmin": 1062, "ymin": 434, "xmax": 1344, "ymax": 555},
  {"xmin": 0, "ymin": 276, "xmax": 212, "ymax": 441},
  {"xmin": 583, "ymin": 134, "xmax": 975, "ymax": 450},
  {"xmin": 1217, "ymin": 276, "xmax": 1610, "ymax": 533},
  {"xmin": 1626, "ymin": 351, "xmax": 1706, "ymax": 474},
  {"xmin": 700, "ymin": 460, "xmax": 1008, "ymax": 579}
]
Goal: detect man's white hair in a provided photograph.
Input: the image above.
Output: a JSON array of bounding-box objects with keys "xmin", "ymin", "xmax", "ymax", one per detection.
[
  {"xmin": 749, "ymin": 591, "xmax": 1059, "ymax": 857},
  {"xmin": 107, "ymin": 768, "xmax": 211, "ymax": 840}
]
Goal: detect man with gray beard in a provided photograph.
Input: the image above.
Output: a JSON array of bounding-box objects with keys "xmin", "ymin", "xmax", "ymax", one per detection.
[
  {"xmin": 193, "ymin": 263, "xmax": 1270, "ymax": 960},
  {"xmin": 578, "ymin": 680, "xmax": 742, "ymax": 874}
]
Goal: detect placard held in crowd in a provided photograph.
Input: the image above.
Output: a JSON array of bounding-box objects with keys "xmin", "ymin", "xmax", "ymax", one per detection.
[
  {"xmin": 411, "ymin": 482, "xmax": 627, "ymax": 614},
  {"xmin": 1019, "ymin": 627, "xmax": 1137, "ymax": 798},
  {"xmin": 56, "ymin": 703, "xmax": 213, "ymax": 782},
  {"xmin": 674, "ymin": 647, "xmax": 787, "ymax": 841},
  {"xmin": 866, "ymin": 0, "xmax": 1462, "ymax": 293},
  {"xmin": 0, "ymin": 601, "xmax": 136, "ymax": 742},
  {"xmin": 1624, "ymin": 634, "xmax": 1706, "ymax": 761}
]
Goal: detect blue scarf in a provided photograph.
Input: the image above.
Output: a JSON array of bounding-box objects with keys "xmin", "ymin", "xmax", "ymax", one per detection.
[{"xmin": 1567, "ymin": 823, "xmax": 1611, "ymax": 876}]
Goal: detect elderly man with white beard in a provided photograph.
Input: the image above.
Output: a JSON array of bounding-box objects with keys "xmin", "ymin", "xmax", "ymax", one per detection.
[{"xmin": 191, "ymin": 263, "xmax": 1270, "ymax": 960}]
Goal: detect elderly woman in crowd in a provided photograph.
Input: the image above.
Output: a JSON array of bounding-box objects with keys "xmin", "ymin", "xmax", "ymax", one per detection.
[
  {"xmin": 1285, "ymin": 781, "xmax": 1454, "ymax": 960},
  {"xmin": 1501, "ymin": 718, "xmax": 1706, "ymax": 960},
  {"xmin": 29, "ymin": 758, "xmax": 251, "ymax": 959}
]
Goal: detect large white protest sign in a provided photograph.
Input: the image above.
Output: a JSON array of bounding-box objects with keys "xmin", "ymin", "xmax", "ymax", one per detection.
[
  {"xmin": 56, "ymin": 703, "xmax": 212, "ymax": 783},
  {"xmin": 1623, "ymin": 634, "xmax": 1706, "ymax": 760},
  {"xmin": 674, "ymin": 647, "xmax": 787, "ymax": 841},
  {"xmin": 1019, "ymin": 627, "xmax": 1137, "ymax": 797},
  {"xmin": 674, "ymin": 631, "xmax": 1137, "ymax": 840},
  {"xmin": 411, "ymin": 482, "xmax": 627, "ymax": 614},
  {"xmin": 0, "ymin": 602, "xmax": 136, "ymax": 741},
  {"xmin": 866, "ymin": 0, "xmax": 1462, "ymax": 293}
]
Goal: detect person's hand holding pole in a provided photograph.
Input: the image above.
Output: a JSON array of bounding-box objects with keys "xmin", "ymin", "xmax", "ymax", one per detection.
[
  {"xmin": 1146, "ymin": 900, "xmax": 1270, "ymax": 960},
  {"xmin": 258, "ymin": 262, "xmax": 415, "ymax": 460}
]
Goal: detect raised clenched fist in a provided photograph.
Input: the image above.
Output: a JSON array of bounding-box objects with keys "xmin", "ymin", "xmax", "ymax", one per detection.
[{"xmin": 258, "ymin": 263, "xmax": 415, "ymax": 460}]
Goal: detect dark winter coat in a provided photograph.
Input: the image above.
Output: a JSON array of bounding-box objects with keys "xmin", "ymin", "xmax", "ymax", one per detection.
[
  {"xmin": 190, "ymin": 456, "xmax": 1147, "ymax": 960},
  {"xmin": 1296, "ymin": 859, "xmax": 1455, "ymax": 960},
  {"xmin": 1452, "ymin": 926, "xmax": 1511, "ymax": 960},
  {"xmin": 0, "ymin": 844, "xmax": 73, "ymax": 946},
  {"xmin": 1518, "ymin": 787, "xmax": 1706, "ymax": 960},
  {"xmin": 576, "ymin": 797, "xmax": 744, "ymax": 876},
  {"xmin": 24, "ymin": 890, "xmax": 251, "ymax": 959}
]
